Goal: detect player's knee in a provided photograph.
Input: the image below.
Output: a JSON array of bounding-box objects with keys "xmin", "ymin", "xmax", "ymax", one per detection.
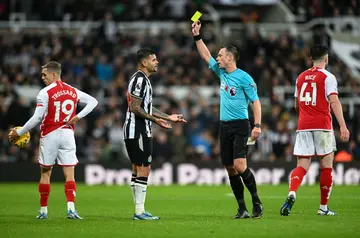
[
  {"xmin": 131, "ymin": 164, "xmax": 137, "ymax": 174},
  {"xmin": 320, "ymin": 163, "xmax": 333, "ymax": 169},
  {"xmin": 63, "ymin": 166, "xmax": 75, "ymax": 181},
  {"xmin": 40, "ymin": 176, "xmax": 51, "ymax": 184},
  {"xmin": 136, "ymin": 164, "xmax": 151, "ymax": 177},
  {"xmin": 234, "ymin": 158, "xmax": 247, "ymax": 173},
  {"xmin": 40, "ymin": 167, "xmax": 52, "ymax": 184},
  {"xmin": 320, "ymin": 153, "xmax": 334, "ymax": 168},
  {"xmin": 297, "ymin": 158, "xmax": 311, "ymax": 171},
  {"xmin": 64, "ymin": 174, "xmax": 75, "ymax": 182},
  {"xmin": 225, "ymin": 165, "xmax": 237, "ymax": 176}
]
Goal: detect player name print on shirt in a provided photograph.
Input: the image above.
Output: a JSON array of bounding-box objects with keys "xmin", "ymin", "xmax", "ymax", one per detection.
[
  {"xmin": 51, "ymin": 89, "xmax": 77, "ymax": 100},
  {"xmin": 305, "ymin": 75, "xmax": 316, "ymax": 80}
]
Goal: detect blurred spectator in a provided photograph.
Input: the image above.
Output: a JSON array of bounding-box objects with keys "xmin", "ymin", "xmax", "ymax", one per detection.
[
  {"xmin": 312, "ymin": 25, "xmax": 331, "ymax": 49},
  {"xmin": 153, "ymin": 131, "xmax": 173, "ymax": 163},
  {"xmin": 283, "ymin": 0, "xmax": 360, "ymax": 22},
  {"xmin": 169, "ymin": 125, "xmax": 187, "ymax": 162}
]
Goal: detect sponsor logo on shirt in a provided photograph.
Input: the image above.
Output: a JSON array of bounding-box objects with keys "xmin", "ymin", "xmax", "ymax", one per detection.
[
  {"xmin": 134, "ymin": 81, "xmax": 142, "ymax": 96},
  {"xmin": 220, "ymin": 81, "xmax": 226, "ymax": 90}
]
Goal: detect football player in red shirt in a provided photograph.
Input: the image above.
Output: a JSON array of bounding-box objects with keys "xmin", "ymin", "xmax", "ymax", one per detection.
[
  {"xmin": 280, "ymin": 45, "xmax": 350, "ymax": 216},
  {"xmin": 9, "ymin": 61, "xmax": 98, "ymax": 219}
]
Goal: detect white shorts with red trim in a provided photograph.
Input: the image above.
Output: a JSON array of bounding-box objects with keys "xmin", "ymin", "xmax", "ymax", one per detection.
[
  {"xmin": 293, "ymin": 130, "xmax": 336, "ymax": 157},
  {"xmin": 38, "ymin": 128, "xmax": 78, "ymax": 167}
]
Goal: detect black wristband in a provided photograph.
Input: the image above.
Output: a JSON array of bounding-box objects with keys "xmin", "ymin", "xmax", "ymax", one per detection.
[
  {"xmin": 194, "ymin": 35, "xmax": 202, "ymax": 41},
  {"xmin": 254, "ymin": 123, "xmax": 261, "ymax": 128}
]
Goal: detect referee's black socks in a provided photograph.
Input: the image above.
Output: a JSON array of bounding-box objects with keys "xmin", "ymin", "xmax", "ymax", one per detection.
[
  {"xmin": 240, "ymin": 168, "xmax": 262, "ymax": 204},
  {"xmin": 229, "ymin": 174, "xmax": 247, "ymax": 211}
]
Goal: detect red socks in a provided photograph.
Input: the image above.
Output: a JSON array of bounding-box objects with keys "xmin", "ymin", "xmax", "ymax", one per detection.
[
  {"xmin": 39, "ymin": 181, "xmax": 77, "ymax": 209},
  {"xmin": 289, "ymin": 166, "xmax": 307, "ymax": 192},
  {"xmin": 320, "ymin": 168, "xmax": 333, "ymax": 205},
  {"xmin": 39, "ymin": 183, "xmax": 50, "ymax": 207},
  {"xmin": 288, "ymin": 166, "xmax": 333, "ymax": 206},
  {"xmin": 65, "ymin": 181, "xmax": 76, "ymax": 202}
]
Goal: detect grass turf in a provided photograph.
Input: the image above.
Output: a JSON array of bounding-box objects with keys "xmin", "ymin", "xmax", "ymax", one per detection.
[{"xmin": 0, "ymin": 184, "xmax": 359, "ymax": 238}]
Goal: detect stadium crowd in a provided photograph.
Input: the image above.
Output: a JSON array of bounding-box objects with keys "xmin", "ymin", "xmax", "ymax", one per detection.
[
  {"xmin": 1, "ymin": 20, "xmax": 359, "ymax": 164},
  {"xmin": 283, "ymin": 0, "xmax": 360, "ymax": 22},
  {"xmin": 0, "ymin": 0, "xmax": 203, "ymax": 21}
]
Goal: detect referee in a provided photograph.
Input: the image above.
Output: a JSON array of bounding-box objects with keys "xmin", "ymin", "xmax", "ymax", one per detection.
[{"xmin": 192, "ymin": 21, "xmax": 263, "ymax": 219}]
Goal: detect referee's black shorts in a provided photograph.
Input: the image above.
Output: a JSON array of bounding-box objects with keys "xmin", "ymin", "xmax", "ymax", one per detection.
[
  {"xmin": 219, "ymin": 119, "xmax": 250, "ymax": 166},
  {"xmin": 125, "ymin": 136, "xmax": 153, "ymax": 166}
]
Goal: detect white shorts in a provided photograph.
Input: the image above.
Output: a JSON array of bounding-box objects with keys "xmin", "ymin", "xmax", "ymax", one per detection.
[
  {"xmin": 293, "ymin": 131, "xmax": 336, "ymax": 157},
  {"xmin": 38, "ymin": 128, "xmax": 78, "ymax": 167}
]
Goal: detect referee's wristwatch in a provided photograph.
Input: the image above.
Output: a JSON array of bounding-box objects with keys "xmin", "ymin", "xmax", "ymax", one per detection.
[{"xmin": 254, "ymin": 123, "xmax": 261, "ymax": 128}]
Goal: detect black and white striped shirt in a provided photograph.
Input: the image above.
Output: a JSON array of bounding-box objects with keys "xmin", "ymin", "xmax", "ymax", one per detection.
[{"xmin": 123, "ymin": 70, "xmax": 153, "ymax": 139}]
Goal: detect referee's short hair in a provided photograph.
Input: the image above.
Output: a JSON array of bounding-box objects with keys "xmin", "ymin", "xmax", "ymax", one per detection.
[
  {"xmin": 223, "ymin": 45, "xmax": 239, "ymax": 61},
  {"xmin": 136, "ymin": 48, "xmax": 155, "ymax": 64}
]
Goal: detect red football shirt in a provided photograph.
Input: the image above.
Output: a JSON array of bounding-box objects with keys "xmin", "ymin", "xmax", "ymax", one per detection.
[
  {"xmin": 294, "ymin": 67, "xmax": 338, "ymax": 131},
  {"xmin": 38, "ymin": 81, "xmax": 78, "ymax": 136}
]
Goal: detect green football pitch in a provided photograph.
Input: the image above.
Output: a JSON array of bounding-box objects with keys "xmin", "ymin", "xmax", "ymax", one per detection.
[{"xmin": 0, "ymin": 184, "xmax": 358, "ymax": 238}]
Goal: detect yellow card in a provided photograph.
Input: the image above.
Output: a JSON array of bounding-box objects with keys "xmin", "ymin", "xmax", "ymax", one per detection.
[
  {"xmin": 191, "ymin": 11, "xmax": 202, "ymax": 22},
  {"xmin": 247, "ymin": 137, "xmax": 256, "ymax": 145}
]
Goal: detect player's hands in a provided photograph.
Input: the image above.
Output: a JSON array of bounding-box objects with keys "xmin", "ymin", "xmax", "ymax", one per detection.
[
  {"xmin": 66, "ymin": 115, "xmax": 80, "ymax": 126},
  {"xmin": 167, "ymin": 114, "xmax": 187, "ymax": 123},
  {"xmin": 8, "ymin": 128, "xmax": 20, "ymax": 141},
  {"xmin": 155, "ymin": 118, "xmax": 172, "ymax": 129},
  {"xmin": 251, "ymin": 127, "xmax": 261, "ymax": 140},
  {"xmin": 191, "ymin": 21, "xmax": 201, "ymax": 36},
  {"xmin": 339, "ymin": 126, "xmax": 350, "ymax": 142}
]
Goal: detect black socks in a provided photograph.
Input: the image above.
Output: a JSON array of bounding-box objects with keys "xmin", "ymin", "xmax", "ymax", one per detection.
[
  {"xmin": 229, "ymin": 174, "xmax": 247, "ymax": 210},
  {"xmin": 240, "ymin": 168, "xmax": 261, "ymax": 204}
]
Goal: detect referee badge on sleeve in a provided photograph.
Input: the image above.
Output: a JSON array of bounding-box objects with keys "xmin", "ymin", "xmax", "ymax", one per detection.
[
  {"xmin": 230, "ymin": 87, "xmax": 236, "ymax": 96},
  {"xmin": 250, "ymin": 83, "xmax": 257, "ymax": 91}
]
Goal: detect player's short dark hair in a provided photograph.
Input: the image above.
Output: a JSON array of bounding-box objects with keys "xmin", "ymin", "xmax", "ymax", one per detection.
[
  {"xmin": 310, "ymin": 44, "xmax": 329, "ymax": 60},
  {"xmin": 42, "ymin": 61, "xmax": 62, "ymax": 74},
  {"xmin": 223, "ymin": 45, "xmax": 239, "ymax": 61},
  {"xmin": 136, "ymin": 48, "xmax": 155, "ymax": 64}
]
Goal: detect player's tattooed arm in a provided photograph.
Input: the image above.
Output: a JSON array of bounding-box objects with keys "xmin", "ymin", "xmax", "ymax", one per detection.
[
  {"xmin": 153, "ymin": 107, "xmax": 187, "ymax": 123},
  {"xmin": 129, "ymin": 96, "xmax": 157, "ymax": 122},
  {"xmin": 152, "ymin": 107, "xmax": 170, "ymax": 120}
]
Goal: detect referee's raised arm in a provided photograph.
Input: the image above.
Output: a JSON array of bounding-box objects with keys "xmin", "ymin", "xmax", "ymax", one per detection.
[{"xmin": 192, "ymin": 21, "xmax": 211, "ymax": 64}]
